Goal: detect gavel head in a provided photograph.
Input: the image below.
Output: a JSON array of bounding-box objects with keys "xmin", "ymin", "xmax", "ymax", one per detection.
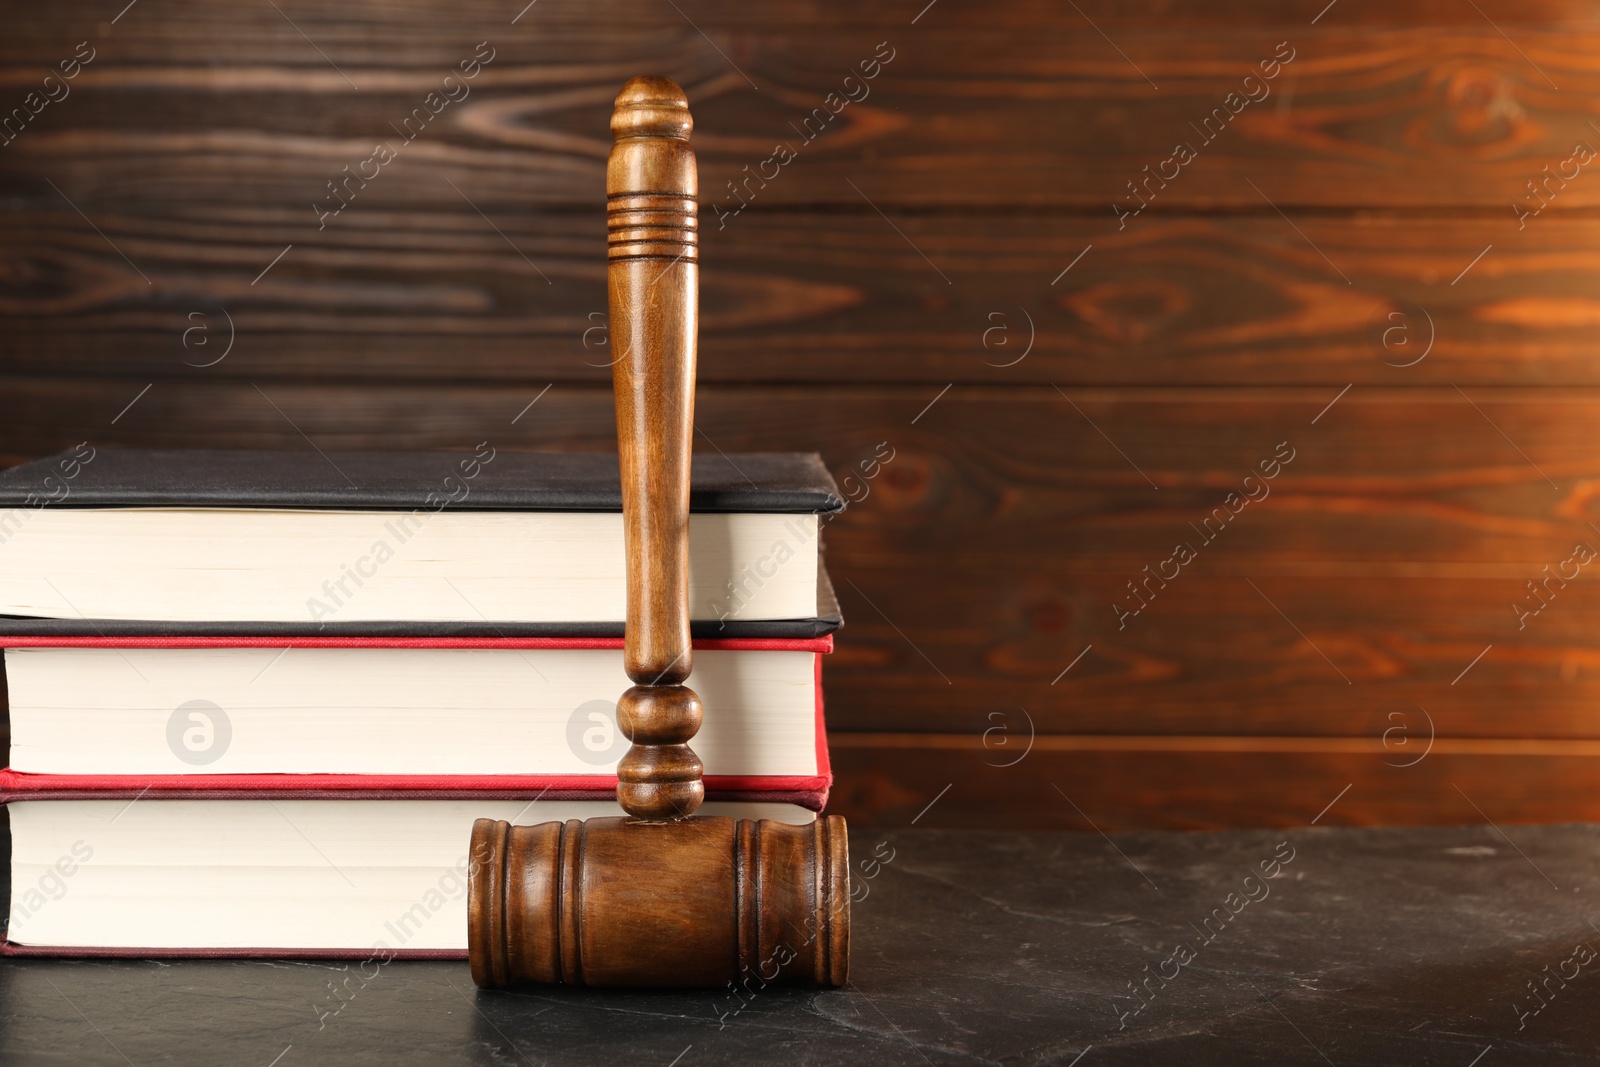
[{"xmin": 468, "ymin": 815, "xmax": 850, "ymax": 988}]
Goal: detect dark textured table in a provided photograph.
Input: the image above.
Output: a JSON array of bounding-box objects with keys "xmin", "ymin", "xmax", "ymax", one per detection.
[{"xmin": 3, "ymin": 822, "xmax": 1598, "ymax": 1065}]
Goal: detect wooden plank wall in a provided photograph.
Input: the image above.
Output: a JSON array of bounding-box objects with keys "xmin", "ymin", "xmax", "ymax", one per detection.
[{"xmin": 5, "ymin": 0, "xmax": 1600, "ymax": 829}]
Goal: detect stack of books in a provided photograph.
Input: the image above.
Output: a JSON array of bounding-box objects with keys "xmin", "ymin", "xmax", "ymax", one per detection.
[{"xmin": 0, "ymin": 447, "xmax": 843, "ymax": 957}]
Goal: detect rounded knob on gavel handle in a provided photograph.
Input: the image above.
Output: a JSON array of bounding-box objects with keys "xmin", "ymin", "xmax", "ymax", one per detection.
[{"xmin": 467, "ymin": 76, "xmax": 851, "ymax": 989}]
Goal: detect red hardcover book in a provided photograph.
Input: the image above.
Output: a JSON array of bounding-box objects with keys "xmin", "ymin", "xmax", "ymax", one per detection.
[
  {"xmin": 0, "ymin": 634, "xmax": 832, "ymax": 807},
  {"xmin": 1, "ymin": 635, "xmax": 833, "ymax": 956}
]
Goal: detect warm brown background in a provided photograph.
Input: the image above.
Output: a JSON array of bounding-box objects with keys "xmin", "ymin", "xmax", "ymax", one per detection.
[{"xmin": 5, "ymin": 1, "xmax": 1600, "ymax": 830}]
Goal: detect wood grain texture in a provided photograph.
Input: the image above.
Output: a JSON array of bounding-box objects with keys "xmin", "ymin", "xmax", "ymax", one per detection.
[
  {"xmin": 827, "ymin": 739, "xmax": 1600, "ymax": 830},
  {"xmin": 6, "ymin": 0, "xmax": 1600, "ymax": 829},
  {"xmin": 14, "ymin": 211, "xmax": 1600, "ymax": 387},
  {"xmin": 825, "ymin": 571, "xmax": 1600, "ymax": 740},
  {"xmin": 9, "ymin": 11, "xmax": 1600, "ymax": 211}
]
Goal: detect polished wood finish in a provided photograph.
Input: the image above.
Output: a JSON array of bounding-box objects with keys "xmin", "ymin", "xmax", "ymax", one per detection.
[
  {"xmin": 468, "ymin": 77, "xmax": 850, "ymax": 987},
  {"xmin": 607, "ymin": 75, "xmax": 702, "ymax": 819},
  {"xmin": 468, "ymin": 815, "xmax": 849, "ymax": 988},
  {"xmin": 607, "ymin": 75, "xmax": 697, "ymax": 688},
  {"xmin": 9, "ymin": 1, "xmax": 1600, "ymax": 830},
  {"xmin": 615, "ymin": 683, "xmax": 703, "ymax": 819}
]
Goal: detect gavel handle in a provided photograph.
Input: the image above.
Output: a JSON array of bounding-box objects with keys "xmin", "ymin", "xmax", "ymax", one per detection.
[{"xmin": 608, "ymin": 77, "xmax": 704, "ymax": 820}]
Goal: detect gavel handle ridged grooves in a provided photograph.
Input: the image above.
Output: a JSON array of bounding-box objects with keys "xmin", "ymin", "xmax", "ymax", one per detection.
[{"xmin": 467, "ymin": 76, "xmax": 850, "ymax": 989}]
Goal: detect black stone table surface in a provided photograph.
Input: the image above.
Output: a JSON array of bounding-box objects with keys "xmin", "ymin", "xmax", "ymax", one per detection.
[{"xmin": 3, "ymin": 822, "xmax": 1598, "ymax": 1065}]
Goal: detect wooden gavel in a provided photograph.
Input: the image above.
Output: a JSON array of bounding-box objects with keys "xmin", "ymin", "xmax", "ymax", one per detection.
[{"xmin": 467, "ymin": 77, "xmax": 850, "ymax": 989}]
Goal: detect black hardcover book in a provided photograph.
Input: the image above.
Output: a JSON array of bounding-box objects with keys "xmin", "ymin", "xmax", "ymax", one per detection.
[
  {"xmin": 0, "ymin": 447, "xmax": 842, "ymax": 636},
  {"xmin": 0, "ymin": 448, "xmax": 844, "ymax": 513}
]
